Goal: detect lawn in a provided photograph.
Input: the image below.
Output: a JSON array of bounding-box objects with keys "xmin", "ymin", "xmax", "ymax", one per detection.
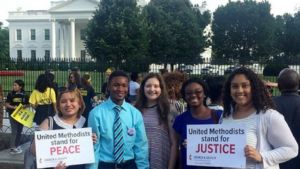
[{"xmin": 0, "ymin": 70, "xmax": 105, "ymax": 95}]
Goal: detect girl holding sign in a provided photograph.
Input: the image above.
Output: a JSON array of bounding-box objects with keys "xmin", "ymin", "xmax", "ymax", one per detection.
[
  {"xmin": 5, "ymin": 79, "xmax": 29, "ymax": 154},
  {"xmin": 31, "ymin": 88, "xmax": 96, "ymax": 169},
  {"xmin": 222, "ymin": 67, "xmax": 298, "ymax": 169},
  {"xmin": 172, "ymin": 78, "xmax": 223, "ymax": 169}
]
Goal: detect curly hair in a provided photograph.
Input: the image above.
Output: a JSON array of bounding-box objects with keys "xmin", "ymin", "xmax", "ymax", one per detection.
[
  {"xmin": 135, "ymin": 73, "xmax": 170, "ymax": 125},
  {"xmin": 163, "ymin": 71, "xmax": 187, "ymax": 100},
  {"xmin": 223, "ymin": 67, "xmax": 275, "ymax": 117}
]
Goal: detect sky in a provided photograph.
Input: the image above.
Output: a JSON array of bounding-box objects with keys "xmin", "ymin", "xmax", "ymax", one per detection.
[{"xmin": 0, "ymin": 0, "xmax": 300, "ymax": 26}]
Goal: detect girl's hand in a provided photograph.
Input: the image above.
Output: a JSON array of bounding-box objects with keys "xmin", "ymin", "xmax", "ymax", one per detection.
[
  {"xmin": 244, "ymin": 145, "xmax": 262, "ymax": 162},
  {"xmin": 92, "ymin": 133, "xmax": 97, "ymax": 144},
  {"xmin": 54, "ymin": 161, "xmax": 67, "ymax": 169}
]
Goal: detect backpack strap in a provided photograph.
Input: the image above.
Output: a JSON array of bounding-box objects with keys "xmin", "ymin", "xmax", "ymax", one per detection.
[{"xmin": 48, "ymin": 116, "xmax": 53, "ymax": 130}]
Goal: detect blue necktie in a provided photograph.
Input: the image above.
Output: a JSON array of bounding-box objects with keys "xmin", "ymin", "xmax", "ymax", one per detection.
[{"xmin": 113, "ymin": 106, "xmax": 124, "ymax": 163}]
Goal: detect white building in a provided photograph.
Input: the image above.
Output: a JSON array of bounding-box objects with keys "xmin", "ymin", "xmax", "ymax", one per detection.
[{"xmin": 7, "ymin": 0, "xmax": 146, "ymax": 60}]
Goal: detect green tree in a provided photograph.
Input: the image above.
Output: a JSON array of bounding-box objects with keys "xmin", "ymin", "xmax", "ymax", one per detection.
[
  {"xmin": 0, "ymin": 22, "xmax": 10, "ymax": 64},
  {"xmin": 211, "ymin": 0, "xmax": 275, "ymax": 65},
  {"xmin": 85, "ymin": 0, "xmax": 149, "ymax": 72},
  {"xmin": 278, "ymin": 12, "xmax": 300, "ymax": 63},
  {"xmin": 143, "ymin": 0, "xmax": 210, "ymax": 70}
]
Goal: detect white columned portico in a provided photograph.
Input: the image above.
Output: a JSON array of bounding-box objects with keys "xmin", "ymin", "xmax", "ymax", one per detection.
[
  {"xmin": 51, "ymin": 18, "xmax": 56, "ymax": 59},
  {"xmin": 59, "ymin": 23, "xmax": 64, "ymax": 58},
  {"xmin": 69, "ymin": 18, "xmax": 76, "ymax": 59},
  {"xmin": 64, "ymin": 24, "xmax": 69, "ymax": 59}
]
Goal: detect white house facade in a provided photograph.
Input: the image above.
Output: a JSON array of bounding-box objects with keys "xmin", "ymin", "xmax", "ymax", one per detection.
[{"xmin": 7, "ymin": 0, "xmax": 146, "ymax": 60}]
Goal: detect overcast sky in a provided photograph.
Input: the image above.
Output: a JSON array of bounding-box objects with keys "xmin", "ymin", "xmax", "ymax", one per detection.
[{"xmin": 1, "ymin": 0, "xmax": 300, "ymax": 26}]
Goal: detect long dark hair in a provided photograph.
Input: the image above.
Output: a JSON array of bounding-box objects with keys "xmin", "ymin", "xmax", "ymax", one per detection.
[
  {"xmin": 67, "ymin": 72, "xmax": 81, "ymax": 88},
  {"xmin": 223, "ymin": 67, "xmax": 275, "ymax": 117},
  {"xmin": 35, "ymin": 74, "xmax": 48, "ymax": 92},
  {"xmin": 135, "ymin": 73, "xmax": 170, "ymax": 125}
]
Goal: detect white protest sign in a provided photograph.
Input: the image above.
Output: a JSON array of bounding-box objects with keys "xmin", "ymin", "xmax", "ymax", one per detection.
[
  {"xmin": 35, "ymin": 127, "xmax": 95, "ymax": 168},
  {"xmin": 187, "ymin": 124, "xmax": 246, "ymax": 168}
]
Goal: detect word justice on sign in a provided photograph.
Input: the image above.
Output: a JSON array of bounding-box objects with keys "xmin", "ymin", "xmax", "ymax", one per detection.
[{"xmin": 195, "ymin": 143, "xmax": 235, "ymax": 154}]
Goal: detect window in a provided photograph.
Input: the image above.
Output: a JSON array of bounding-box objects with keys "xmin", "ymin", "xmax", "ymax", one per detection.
[
  {"xmin": 17, "ymin": 50, "xmax": 22, "ymax": 61},
  {"xmin": 31, "ymin": 50, "xmax": 36, "ymax": 61},
  {"xmin": 30, "ymin": 29, "xmax": 36, "ymax": 40},
  {"xmin": 80, "ymin": 29, "xmax": 86, "ymax": 40},
  {"xmin": 80, "ymin": 50, "xmax": 86, "ymax": 61},
  {"xmin": 45, "ymin": 29, "xmax": 50, "ymax": 40},
  {"xmin": 45, "ymin": 50, "xmax": 50, "ymax": 61},
  {"xmin": 16, "ymin": 29, "xmax": 22, "ymax": 40}
]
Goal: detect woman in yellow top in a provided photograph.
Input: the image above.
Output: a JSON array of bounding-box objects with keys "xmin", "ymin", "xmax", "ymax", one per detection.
[{"xmin": 29, "ymin": 74, "xmax": 57, "ymax": 125}]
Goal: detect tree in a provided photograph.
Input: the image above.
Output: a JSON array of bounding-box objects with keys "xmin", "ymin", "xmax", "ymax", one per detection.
[
  {"xmin": 211, "ymin": 0, "xmax": 275, "ymax": 65},
  {"xmin": 278, "ymin": 12, "xmax": 300, "ymax": 63},
  {"xmin": 85, "ymin": 0, "xmax": 149, "ymax": 72},
  {"xmin": 0, "ymin": 22, "xmax": 10, "ymax": 64},
  {"xmin": 271, "ymin": 12, "xmax": 300, "ymax": 64},
  {"xmin": 143, "ymin": 0, "xmax": 210, "ymax": 70}
]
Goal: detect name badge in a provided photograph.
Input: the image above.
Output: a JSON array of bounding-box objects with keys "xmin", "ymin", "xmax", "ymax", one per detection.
[{"xmin": 127, "ymin": 128, "xmax": 135, "ymax": 136}]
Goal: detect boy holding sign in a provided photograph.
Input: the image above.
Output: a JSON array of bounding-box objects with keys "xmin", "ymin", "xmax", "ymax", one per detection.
[{"xmin": 5, "ymin": 79, "xmax": 29, "ymax": 154}]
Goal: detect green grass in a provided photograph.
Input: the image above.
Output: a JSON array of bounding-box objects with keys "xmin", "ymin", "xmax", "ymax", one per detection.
[{"xmin": 0, "ymin": 70, "xmax": 105, "ymax": 95}]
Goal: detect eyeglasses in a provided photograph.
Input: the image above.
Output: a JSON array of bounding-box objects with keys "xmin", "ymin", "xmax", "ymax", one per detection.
[{"xmin": 185, "ymin": 90, "xmax": 203, "ymax": 96}]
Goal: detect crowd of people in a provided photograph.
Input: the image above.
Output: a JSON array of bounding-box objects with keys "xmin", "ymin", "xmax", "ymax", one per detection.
[{"xmin": 0, "ymin": 66, "xmax": 299, "ymax": 169}]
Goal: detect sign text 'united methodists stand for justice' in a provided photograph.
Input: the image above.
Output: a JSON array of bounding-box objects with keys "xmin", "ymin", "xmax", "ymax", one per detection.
[
  {"xmin": 187, "ymin": 124, "xmax": 246, "ymax": 168},
  {"xmin": 35, "ymin": 128, "xmax": 95, "ymax": 168}
]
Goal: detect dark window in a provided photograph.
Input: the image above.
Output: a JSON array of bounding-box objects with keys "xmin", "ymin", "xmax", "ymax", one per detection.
[
  {"xmin": 31, "ymin": 29, "xmax": 36, "ymax": 40},
  {"xmin": 17, "ymin": 50, "xmax": 22, "ymax": 61},
  {"xmin": 31, "ymin": 50, "xmax": 36, "ymax": 61},
  {"xmin": 80, "ymin": 29, "xmax": 86, "ymax": 40},
  {"xmin": 16, "ymin": 29, "xmax": 22, "ymax": 40},
  {"xmin": 45, "ymin": 29, "xmax": 50, "ymax": 40},
  {"xmin": 45, "ymin": 50, "xmax": 50, "ymax": 61}
]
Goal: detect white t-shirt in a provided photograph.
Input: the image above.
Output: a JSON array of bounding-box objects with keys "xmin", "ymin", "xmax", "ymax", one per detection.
[
  {"xmin": 129, "ymin": 81, "xmax": 140, "ymax": 96},
  {"xmin": 222, "ymin": 112, "xmax": 258, "ymax": 169}
]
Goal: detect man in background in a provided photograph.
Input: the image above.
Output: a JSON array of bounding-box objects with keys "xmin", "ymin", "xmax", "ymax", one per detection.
[{"xmin": 273, "ymin": 68, "xmax": 300, "ymax": 169}]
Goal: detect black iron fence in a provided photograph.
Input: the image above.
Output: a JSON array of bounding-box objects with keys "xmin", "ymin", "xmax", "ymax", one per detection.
[{"xmin": 1, "ymin": 58, "xmax": 299, "ymax": 96}]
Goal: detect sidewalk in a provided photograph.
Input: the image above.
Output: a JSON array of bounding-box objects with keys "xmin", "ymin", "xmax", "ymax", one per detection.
[{"xmin": 0, "ymin": 118, "xmax": 35, "ymax": 169}]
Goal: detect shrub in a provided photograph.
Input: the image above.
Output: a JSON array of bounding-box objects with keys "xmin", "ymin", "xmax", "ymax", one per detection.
[{"xmin": 263, "ymin": 64, "xmax": 289, "ymax": 76}]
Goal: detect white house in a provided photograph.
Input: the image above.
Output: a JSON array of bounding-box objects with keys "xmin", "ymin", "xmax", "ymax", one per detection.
[{"xmin": 7, "ymin": 0, "xmax": 146, "ymax": 60}]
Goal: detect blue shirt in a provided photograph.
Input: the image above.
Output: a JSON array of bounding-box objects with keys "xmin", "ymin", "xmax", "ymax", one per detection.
[
  {"xmin": 173, "ymin": 109, "xmax": 223, "ymax": 169},
  {"xmin": 88, "ymin": 98, "xmax": 149, "ymax": 169}
]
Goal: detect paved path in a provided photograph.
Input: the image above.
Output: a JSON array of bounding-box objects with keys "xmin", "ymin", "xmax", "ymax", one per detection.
[{"xmin": 0, "ymin": 118, "xmax": 35, "ymax": 168}]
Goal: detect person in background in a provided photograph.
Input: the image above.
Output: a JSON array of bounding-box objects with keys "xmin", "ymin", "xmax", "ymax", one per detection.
[
  {"xmin": 222, "ymin": 67, "xmax": 298, "ymax": 169},
  {"xmin": 71, "ymin": 67, "xmax": 81, "ymax": 76},
  {"xmin": 205, "ymin": 76, "xmax": 225, "ymax": 111},
  {"xmin": 5, "ymin": 79, "xmax": 29, "ymax": 154},
  {"xmin": 80, "ymin": 73, "xmax": 97, "ymax": 120},
  {"xmin": 101, "ymin": 68, "xmax": 113, "ymax": 100},
  {"xmin": 172, "ymin": 78, "xmax": 223, "ymax": 169},
  {"xmin": 29, "ymin": 74, "xmax": 57, "ymax": 125},
  {"xmin": 128, "ymin": 72, "xmax": 141, "ymax": 104},
  {"xmin": 31, "ymin": 88, "xmax": 96, "ymax": 169},
  {"xmin": 45, "ymin": 69, "xmax": 59, "ymax": 98},
  {"xmin": 88, "ymin": 70, "xmax": 149, "ymax": 169},
  {"xmin": 163, "ymin": 71, "xmax": 186, "ymax": 124},
  {"xmin": 135, "ymin": 73, "xmax": 176, "ymax": 169},
  {"xmin": 0, "ymin": 84, "xmax": 3, "ymax": 128},
  {"xmin": 273, "ymin": 68, "xmax": 300, "ymax": 169},
  {"xmin": 65, "ymin": 72, "xmax": 82, "ymax": 90}
]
